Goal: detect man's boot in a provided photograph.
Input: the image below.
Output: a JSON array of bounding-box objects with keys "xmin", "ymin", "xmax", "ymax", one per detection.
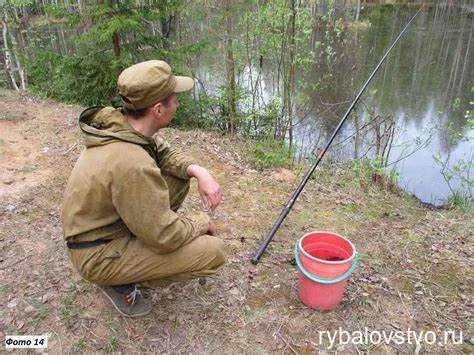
[{"xmin": 99, "ymin": 284, "xmax": 152, "ymax": 317}]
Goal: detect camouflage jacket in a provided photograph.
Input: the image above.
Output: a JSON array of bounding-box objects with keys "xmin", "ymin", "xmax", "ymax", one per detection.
[{"xmin": 61, "ymin": 106, "xmax": 209, "ymax": 254}]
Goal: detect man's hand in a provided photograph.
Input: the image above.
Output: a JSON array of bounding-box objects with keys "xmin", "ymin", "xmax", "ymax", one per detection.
[
  {"xmin": 186, "ymin": 164, "xmax": 222, "ymax": 211},
  {"xmin": 207, "ymin": 219, "xmax": 217, "ymax": 236}
]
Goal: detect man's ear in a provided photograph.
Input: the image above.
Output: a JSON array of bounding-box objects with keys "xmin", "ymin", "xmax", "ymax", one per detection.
[{"xmin": 151, "ymin": 102, "xmax": 162, "ymax": 117}]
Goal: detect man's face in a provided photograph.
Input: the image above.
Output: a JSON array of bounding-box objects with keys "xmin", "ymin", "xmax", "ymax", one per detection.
[{"xmin": 157, "ymin": 93, "xmax": 179, "ymax": 127}]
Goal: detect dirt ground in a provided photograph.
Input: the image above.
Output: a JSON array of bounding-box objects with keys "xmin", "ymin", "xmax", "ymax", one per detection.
[{"xmin": 0, "ymin": 89, "xmax": 472, "ymax": 353}]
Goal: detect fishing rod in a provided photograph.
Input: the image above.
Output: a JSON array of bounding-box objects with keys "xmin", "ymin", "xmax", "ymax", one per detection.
[{"xmin": 251, "ymin": 9, "xmax": 421, "ymax": 265}]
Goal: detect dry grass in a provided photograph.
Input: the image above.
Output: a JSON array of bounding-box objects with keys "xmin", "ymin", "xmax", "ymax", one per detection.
[{"xmin": 0, "ymin": 89, "xmax": 472, "ymax": 353}]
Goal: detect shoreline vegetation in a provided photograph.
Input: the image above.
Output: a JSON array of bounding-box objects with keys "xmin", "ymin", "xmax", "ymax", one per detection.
[{"xmin": 0, "ymin": 86, "xmax": 471, "ymax": 213}]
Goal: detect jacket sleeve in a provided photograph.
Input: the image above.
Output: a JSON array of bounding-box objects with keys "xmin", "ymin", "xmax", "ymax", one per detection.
[
  {"xmin": 111, "ymin": 158, "xmax": 210, "ymax": 254},
  {"xmin": 153, "ymin": 134, "xmax": 196, "ymax": 179}
]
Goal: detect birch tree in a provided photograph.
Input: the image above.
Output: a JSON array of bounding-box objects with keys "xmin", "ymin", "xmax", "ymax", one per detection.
[{"xmin": 2, "ymin": 9, "xmax": 25, "ymax": 90}]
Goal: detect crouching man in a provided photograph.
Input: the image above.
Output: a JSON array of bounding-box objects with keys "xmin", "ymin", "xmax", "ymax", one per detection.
[{"xmin": 62, "ymin": 60, "xmax": 226, "ymax": 317}]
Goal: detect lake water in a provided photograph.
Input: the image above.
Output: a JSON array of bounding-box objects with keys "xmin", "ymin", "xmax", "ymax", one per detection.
[
  {"xmin": 197, "ymin": 4, "xmax": 473, "ymax": 206},
  {"xmin": 298, "ymin": 5, "xmax": 473, "ymax": 206}
]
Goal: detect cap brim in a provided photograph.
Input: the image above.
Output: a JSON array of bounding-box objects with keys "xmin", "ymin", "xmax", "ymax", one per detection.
[{"xmin": 174, "ymin": 76, "xmax": 195, "ymax": 93}]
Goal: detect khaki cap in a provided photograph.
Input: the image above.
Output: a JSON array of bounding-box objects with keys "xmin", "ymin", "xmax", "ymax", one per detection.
[{"xmin": 117, "ymin": 60, "xmax": 194, "ymax": 110}]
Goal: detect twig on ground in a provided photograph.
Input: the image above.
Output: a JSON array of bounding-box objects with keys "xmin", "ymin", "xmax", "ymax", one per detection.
[
  {"xmin": 62, "ymin": 142, "xmax": 78, "ymax": 155},
  {"xmin": 272, "ymin": 320, "xmax": 284, "ymax": 340},
  {"xmin": 397, "ymin": 290, "xmax": 407, "ymax": 310},
  {"xmin": 277, "ymin": 332, "xmax": 298, "ymax": 354},
  {"xmin": 81, "ymin": 323, "xmax": 104, "ymax": 341},
  {"xmin": 45, "ymin": 325, "xmax": 63, "ymax": 354}
]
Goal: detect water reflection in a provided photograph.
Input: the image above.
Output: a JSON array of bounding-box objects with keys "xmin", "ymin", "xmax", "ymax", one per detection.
[{"xmin": 300, "ymin": 5, "xmax": 473, "ymax": 205}]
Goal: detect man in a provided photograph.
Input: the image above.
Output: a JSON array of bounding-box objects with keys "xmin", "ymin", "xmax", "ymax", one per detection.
[{"xmin": 62, "ymin": 60, "xmax": 226, "ymax": 317}]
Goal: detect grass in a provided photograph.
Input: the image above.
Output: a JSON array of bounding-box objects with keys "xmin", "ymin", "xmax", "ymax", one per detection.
[
  {"xmin": 0, "ymin": 283, "xmax": 12, "ymax": 295},
  {"xmin": 0, "ymin": 87, "xmax": 18, "ymax": 98},
  {"xmin": 26, "ymin": 298, "xmax": 49, "ymax": 327},
  {"xmin": 71, "ymin": 339, "xmax": 87, "ymax": 352},
  {"xmin": 59, "ymin": 283, "xmax": 79, "ymax": 329},
  {"xmin": 106, "ymin": 336, "xmax": 119, "ymax": 352},
  {"xmin": 247, "ymin": 138, "xmax": 294, "ymax": 170},
  {"xmin": 447, "ymin": 191, "xmax": 472, "ymax": 212},
  {"xmin": 241, "ymin": 306, "xmax": 267, "ymax": 325}
]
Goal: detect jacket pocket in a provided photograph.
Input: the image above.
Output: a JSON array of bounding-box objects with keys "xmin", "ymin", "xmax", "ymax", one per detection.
[
  {"xmin": 101, "ymin": 235, "xmax": 131, "ymax": 259},
  {"xmin": 70, "ymin": 232, "xmax": 132, "ymax": 283}
]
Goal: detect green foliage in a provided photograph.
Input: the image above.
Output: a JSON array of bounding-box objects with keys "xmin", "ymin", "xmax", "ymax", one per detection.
[
  {"xmin": 27, "ymin": 49, "xmax": 121, "ymax": 106},
  {"xmin": 241, "ymin": 97, "xmax": 283, "ymax": 138},
  {"xmin": 352, "ymin": 158, "xmax": 399, "ymax": 188},
  {"xmin": 3, "ymin": 0, "xmax": 351, "ymax": 141},
  {"xmin": 433, "ymin": 153, "xmax": 473, "ymax": 209},
  {"xmin": 452, "ymin": 97, "xmax": 461, "ymax": 111},
  {"xmin": 171, "ymin": 88, "xmax": 232, "ymax": 132},
  {"xmin": 334, "ymin": 18, "xmax": 345, "ymax": 38},
  {"xmin": 0, "ymin": 72, "xmax": 7, "ymax": 89},
  {"xmin": 106, "ymin": 336, "xmax": 119, "ymax": 352},
  {"xmin": 43, "ymin": 4, "xmax": 68, "ymax": 18},
  {"xmin": 447, "ymin": 191, "xmax": 472, "ymax": 212},
  {"xmin": 171, "ymin": 91, "xmax": 208, "ymax": 129},
  {"xmin": 247, "ymin": 139, "xmax": 294, "ymax": 170},
  {"xmin": 71, "ymin": 339, "xmax": 87, "ymax": 353},
  {"xmin": 9, "ymin": 0, "xmax": 34, "ymax": 6},
  {"xmin": 466, "ymin": 110, "xmax": 473, "ymax": 123},
  {"xmin": 16, "ymin": 0, "xmax": 207, "ymax": 107}
]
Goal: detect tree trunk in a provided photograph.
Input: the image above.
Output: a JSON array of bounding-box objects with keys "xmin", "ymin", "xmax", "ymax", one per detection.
[
  {"xmin": 284, "ymin": 0, "xmax": 296, "ymax": 149},
  {"xmin": 457, "ymin": 16, "xmax": 471, "ymax": 93},
  {"xmin": 224, "ymin": 0, "xmax": 237, "ymax": 135},
  {"xmin": 355, "ymin": 0, "xmax": 361, "ymax": 22},
  {"xmin": 354, "ymin": 115, "xmax": 360, "ymax": 160},
  {"xmin": 98, "ymin": 0, "xmax": 121, "ymax": 58},
  {"xmin": 2, "ymin": 16, "xmax": 20, "ymax": 91},
  {"xmin": 110, "ymin": 0, "xmax": 121, "ymax": 57},
  {"xmin": 77, "ymin": 0, "xmax": 83, "ymax": 15},
  {"xmin": 112, "ymin": 30, "xmax": 121, "ymax": 57},
  {"xmin": 8, "ymin": 30, "xmax": 25, "ymax": 90},
  {"xmin": 161, "ymin": 14, "xmax": 176, "ymax": 51}
]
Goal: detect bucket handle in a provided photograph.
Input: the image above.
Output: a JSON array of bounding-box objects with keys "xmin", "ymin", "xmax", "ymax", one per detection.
[{"xmin": 293, "ymin": 242, "xmax": 359, "ymax": 285}]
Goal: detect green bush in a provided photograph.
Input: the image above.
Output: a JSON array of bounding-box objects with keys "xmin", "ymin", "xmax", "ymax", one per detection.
[
  {"xmin": 352, "ymin": 158, "xmax": 399, "ymax": 188},
  {"xmin": 26, "ymin": 49, "xmax": 122, "ymax": 106},
  {"xmin": 247, "ymin": 138, "xmax": 294, "ymax": 170},
  {"xmin": 0, "ymin": 71, "xmax": 7, "ymax": 88},
  {"xmin": 171, "ymin": 90, "xmax": 226, "ymax": 131},
  {"xmin": 241, "ymin": 97, "xmax": 282, "ymax": 139}
]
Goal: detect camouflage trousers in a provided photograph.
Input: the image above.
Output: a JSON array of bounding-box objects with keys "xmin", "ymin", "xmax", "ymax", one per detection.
[{"xmin": 68, "ymin": 175, "xmax": 226, "ymax": 287}]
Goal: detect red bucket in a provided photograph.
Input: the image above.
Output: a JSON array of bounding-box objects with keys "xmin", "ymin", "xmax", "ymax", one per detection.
[{"xmin": 294, "ymin": 231, "xmax": 358, "ymax": 310}]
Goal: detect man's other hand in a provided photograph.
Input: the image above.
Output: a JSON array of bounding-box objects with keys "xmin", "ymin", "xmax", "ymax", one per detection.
[{"xmin": 207, "ymin": 219, "xmax": 217, "ymax": 236}]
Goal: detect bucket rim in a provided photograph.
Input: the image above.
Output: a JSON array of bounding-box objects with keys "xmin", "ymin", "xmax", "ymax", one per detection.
[{"xmin": 298, "ymin": 231, "xmax": 356, "ymax": 265}]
